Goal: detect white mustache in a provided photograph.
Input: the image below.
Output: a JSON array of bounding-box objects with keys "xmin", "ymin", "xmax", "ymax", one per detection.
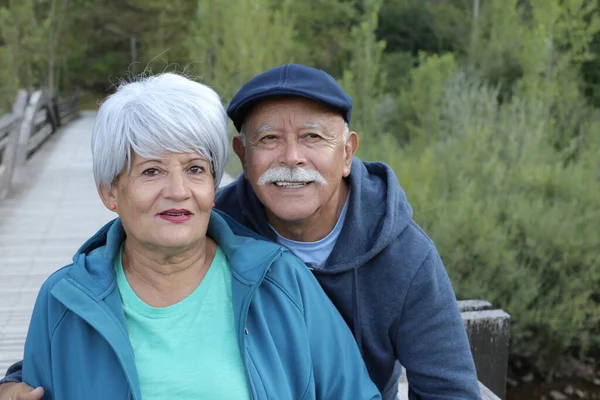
[{"xmin": 257, "ymin": 167, "xmax": 327, "ymax": 186}]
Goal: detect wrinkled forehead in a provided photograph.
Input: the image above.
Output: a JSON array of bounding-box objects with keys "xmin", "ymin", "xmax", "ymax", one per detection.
[{"xmin": 243, "ymin": 96, "xmax": 345, "ymax": 133}]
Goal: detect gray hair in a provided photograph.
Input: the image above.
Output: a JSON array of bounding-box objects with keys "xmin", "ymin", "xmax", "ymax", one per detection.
[
  {"xmin": 92, "ymin": 73, "xmax": 228, "ymax": 188},
  {"xmin": 238, "ymin": 122, "xmax": 350, "ymax": 145}
]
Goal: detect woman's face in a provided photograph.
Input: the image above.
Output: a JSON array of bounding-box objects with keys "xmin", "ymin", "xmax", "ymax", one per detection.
[{"xmin": 99, "ymin": 151, "xmax": 215, "ymax": 252}]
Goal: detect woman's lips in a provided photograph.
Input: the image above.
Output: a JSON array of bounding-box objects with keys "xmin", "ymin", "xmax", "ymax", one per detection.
[{"xmin": 157, "ymin": 209, "xmax": 193, "ymax": 223}]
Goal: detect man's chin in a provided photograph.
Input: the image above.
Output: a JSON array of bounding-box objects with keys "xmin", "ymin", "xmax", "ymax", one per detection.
[{"xmin": 268, "ymin": 204, "xmax": 319, "ymax": 224}]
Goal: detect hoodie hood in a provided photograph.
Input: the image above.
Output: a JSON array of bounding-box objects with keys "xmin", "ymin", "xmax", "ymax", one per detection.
[
  {"xmin": 65, "ymin": 210, "xmax": 282, "ymax": 299},
  {"xmin": 230, "ymin": 157, "xmax": 413, "ymax": 273}
]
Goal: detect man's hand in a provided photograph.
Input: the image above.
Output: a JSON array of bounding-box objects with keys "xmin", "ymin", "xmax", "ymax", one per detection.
[{"xmin": 0, "ymin": 383, "xmax": 44, "ymax": 400}]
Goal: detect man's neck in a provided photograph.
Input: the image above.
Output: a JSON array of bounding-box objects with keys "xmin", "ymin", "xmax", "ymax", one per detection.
[{"xmin": 267, "ymin": 180, "xmax": 349, "ymax": 242}]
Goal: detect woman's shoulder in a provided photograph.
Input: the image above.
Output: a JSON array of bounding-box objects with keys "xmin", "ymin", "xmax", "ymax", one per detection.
[
  {"xmin": 34, "ymin": 264, "xmax": 74, "ymax": 305},
  {"xmin": 263, "ymin": 250, "xmax": 322, "ymax": 305}
]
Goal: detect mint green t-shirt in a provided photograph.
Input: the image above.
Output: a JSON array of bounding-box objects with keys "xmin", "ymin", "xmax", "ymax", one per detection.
[{"xmin": 115, "ymin": 246, "xmax": 251, "ymax": 400}]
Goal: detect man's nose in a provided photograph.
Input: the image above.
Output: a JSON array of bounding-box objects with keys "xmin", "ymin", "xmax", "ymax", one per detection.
[{"xmin": 279, "ymin": 139, "xmax": 306, "ymax": 168}]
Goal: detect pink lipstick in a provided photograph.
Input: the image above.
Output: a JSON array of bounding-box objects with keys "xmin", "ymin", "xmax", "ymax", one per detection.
[{"xmin": 157, "ymin": 209, "xmax": 193, "ymax": 223}]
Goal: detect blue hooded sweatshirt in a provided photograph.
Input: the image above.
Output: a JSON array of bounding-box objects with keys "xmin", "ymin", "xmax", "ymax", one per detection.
[
  {"xmin": 214, "ymin": 157, "xmax": 481, "ymax": 400},
  {"xmin": 19, "ymin": 210, "xmax": 381, "ymax": 400}
]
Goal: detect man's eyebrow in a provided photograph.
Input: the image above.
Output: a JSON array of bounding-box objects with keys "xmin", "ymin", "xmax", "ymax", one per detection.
[
  {"xmin": 302, "ymin": 122, "xmax": 327, "ymax": 131},
  {"xmin": 256, "ymin": 124, "xmax": 276, "ymax": 134}
]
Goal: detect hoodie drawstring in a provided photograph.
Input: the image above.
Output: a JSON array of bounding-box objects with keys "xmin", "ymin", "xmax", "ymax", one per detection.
[{"xmin": 352, "ymin": 268, "xmax": 364, "ymax": 357}]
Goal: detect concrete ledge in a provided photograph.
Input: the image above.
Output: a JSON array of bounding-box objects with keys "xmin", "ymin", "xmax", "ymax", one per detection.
[
  {"xmin": 462, "ymin": 307, "xmax": 510, "ymax": 399},
  {"xmin": 458, "ymin": 299, "xmax": 493, "ymax": 312},
  {"xmin": 397, "ymin": 376, "xmax": 500, "ymax": 399}
]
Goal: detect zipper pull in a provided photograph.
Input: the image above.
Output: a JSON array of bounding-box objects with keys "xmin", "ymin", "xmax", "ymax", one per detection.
[{"xmin": 244, "ymin": 327, "xmax": 249, "ymax": 335}]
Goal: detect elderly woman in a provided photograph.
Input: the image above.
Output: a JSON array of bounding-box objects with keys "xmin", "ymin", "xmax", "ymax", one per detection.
[{"xmin": 19, "ymin": 73, "xmax": 380, "ymax": 400}]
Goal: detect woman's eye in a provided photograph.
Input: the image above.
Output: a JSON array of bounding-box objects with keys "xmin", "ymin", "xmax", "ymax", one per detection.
[
  {"xmin": 142, "ymin": 168, "xmax": 159, "ymax": 176},
  {"xmin": 189, "ymin": 165, "xmax": 205, "ymax": 174}
]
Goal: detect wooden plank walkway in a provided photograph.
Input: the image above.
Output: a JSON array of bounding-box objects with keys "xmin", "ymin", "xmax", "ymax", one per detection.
[
  {"xmin": 0, "ymin": 111, "xmax": 234, "ymax": 374},
  {"xmin": 0, "ymin": 112, "xmax": 114, "ymax": 373}
]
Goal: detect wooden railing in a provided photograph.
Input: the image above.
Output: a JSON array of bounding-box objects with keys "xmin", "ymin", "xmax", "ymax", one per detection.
[
  {"xmin": 55, "ymin": 95, "xmax": 80, "ymax": 126},
  {"xmin": 0, "ymin": 89, "xmax": 79, "ymax": 199}
]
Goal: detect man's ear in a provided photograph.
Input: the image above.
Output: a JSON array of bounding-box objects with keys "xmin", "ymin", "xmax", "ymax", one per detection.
[
  {"xmin": 232, "ymin": 135, "xmax": 248, "ymax": 175},
  {"xmin": 98, "ymin": 183, "xmax": 118, "ymax": 212},
  {"xmin": 343, "ymin": 131, "xmax": 359, "ymax": 177}
]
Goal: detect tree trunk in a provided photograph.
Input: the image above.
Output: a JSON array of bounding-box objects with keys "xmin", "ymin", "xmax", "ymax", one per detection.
[
  {"xmin": 471, "ymin": 0, "xmax": 480, "ymax": 59},
  {"xmin": 48, "ymin": 59, "xmax": 56, "ymax": 92},
  {"xmin": 130, "ymin": 35, "xmax": 138, "ymax": 74}
]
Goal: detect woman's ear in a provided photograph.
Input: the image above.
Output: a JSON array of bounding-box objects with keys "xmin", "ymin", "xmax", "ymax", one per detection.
[{"xmin": 98, "ymin": 183, "xmax": 118, "ymax": 212}]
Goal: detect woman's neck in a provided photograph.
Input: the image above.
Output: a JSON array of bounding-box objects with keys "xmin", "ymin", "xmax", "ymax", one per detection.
[{"xmin": 121, "ymin": 237, "xmax": 217, "ymax": 307}]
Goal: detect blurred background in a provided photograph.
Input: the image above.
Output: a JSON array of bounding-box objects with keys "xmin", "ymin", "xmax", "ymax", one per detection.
[{"xmin": 1, "ymin": 0, "xmax": 600, "ymax": 398}]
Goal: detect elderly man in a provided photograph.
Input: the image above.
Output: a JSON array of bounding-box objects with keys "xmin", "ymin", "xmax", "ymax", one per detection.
[
  {"xmin": 219, "ymin": 64, "xmax": 480, "ymax": 399},
  {"xmin": 0, "ymin": 64, "xmax": 480, "ymax": 400}
]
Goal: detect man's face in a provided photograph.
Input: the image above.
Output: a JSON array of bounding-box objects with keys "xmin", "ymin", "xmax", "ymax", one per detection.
[{"xmin": 233, "ymin": 97, "xmax": 358, "ymax": 232}]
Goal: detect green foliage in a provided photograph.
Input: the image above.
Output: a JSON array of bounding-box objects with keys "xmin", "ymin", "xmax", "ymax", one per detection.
[
  {"xmin": 0, "ymin": 0, "xmax": 47, "ymax": 89},
  {"xmin": 341, "ymin": 0, "xmax": 387, "ymax": 140},
  {"xmin": 392, "ymin": 52, "xmax": 458, "ymax": 145},
  {"xmin": 468, "ymin": 0, "xmax": 525, "ymax": 92},
  {"xmin": 378, "ymin": 0, "xmax": 468, "ymax": 56},
  {"xmin": 187, "ymin": 0, "xmax": 299, "ymax": 102},
  {"xmin": 290, "ymin": 0, "xmax": 361, "ymax": 76},
  {"xmin": 376, "ymin": 0, "xmax": 469, "ymax": 94},
  {"xmin": 365, "ymin": 72, "xmax": 600, "ymax": 374},
  {"xmin": 581, "ymin": 28, "xmax": 600, "ymax": 106}
]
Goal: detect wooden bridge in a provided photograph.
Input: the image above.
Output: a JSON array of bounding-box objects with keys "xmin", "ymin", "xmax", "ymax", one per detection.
[{"xmin": 0, "ymin": 91, "xmax": 507, "ymax": 400}]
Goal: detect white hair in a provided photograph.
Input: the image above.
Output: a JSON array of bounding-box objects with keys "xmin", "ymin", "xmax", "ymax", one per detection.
[
  {"xmin": 239, "ymin": 122, "xmax": 350, "ymax": 145},
  {"xmin": 92, "ymin": 73, "xmax": 228, "ymax": 188}
]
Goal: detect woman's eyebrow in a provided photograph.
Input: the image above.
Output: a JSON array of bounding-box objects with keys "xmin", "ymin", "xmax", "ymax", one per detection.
[
  {"xmin": 186, "ymin": 157, "xmax": 209, "ymax": 164},
  {"xmin": 134, "ymin": 159, "xmax": 163, "ymax": 167}
]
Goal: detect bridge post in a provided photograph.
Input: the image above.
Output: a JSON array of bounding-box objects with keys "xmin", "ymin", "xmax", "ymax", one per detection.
[
  {"xmin": 0, "ymin": 90, "xmax": 29, "ymax": 199},
  {"xmin": 0, "ymin": 88, "xmax": 79, "ymax": 200},
  {"xmin": 14, "ymin": 91, "xmax": 43, "ymax": 167},
  {"xmin": 12, "ymin": 90, "xmax": 29, "ymax": 117},
  {"xmin": 459, "ymin": 300, "xmax": 511, "ymax": 399}
]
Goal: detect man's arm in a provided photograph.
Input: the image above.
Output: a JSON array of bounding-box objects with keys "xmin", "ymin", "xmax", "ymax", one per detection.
[
  {"xmin": 0, "ymin": 363, "xmax": 44, "ymax": 399},
  {"xmin": 292, "ymin": 256, "xmax": 382, "ymax": 399},
  {"xmin": 9, "ymin": 279, "xmax": 57, "ymax": 400},
  {"xmin": 0, "ymin": 383, "xmax": 43, "ymax": 400},
  {"xmin": 395, "ymin": 247, "xmax": 481, "ymax": 400},
  {"xmin": 1, "ymin": 361, "xmax": 23, "ymax": 385}
]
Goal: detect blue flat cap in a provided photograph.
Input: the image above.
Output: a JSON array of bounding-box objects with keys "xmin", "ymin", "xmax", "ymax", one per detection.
[{"xmin": 226, "ymin": 64, "xmax": 353, "ymax": 132}]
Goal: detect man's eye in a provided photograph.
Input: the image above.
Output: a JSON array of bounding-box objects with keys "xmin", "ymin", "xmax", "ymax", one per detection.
[
  {"xmin": 261, "ymin": 135, "xmax": 277, "ymax": 142},
  {"xmin": 189, "ymin": 165, "xmax": 205, "ymax": 174},
  {"xmin": 142, "ymin": 168, "xmax": 159, "ymax": 176},
  {"xmin": 305, "ymin": 133, "xmax": 321, "ymax": 140}
]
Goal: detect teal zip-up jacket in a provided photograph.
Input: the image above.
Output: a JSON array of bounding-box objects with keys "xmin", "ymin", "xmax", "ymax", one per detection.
[{"xmin": 21, "ymin": 210, "xmax": 381, "ymax": 400}]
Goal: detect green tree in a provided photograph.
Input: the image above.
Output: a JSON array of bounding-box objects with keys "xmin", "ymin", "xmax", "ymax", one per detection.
[
  {"xmin": 291, "ymin": 0, "xmax": 361, "ymax": 76},
  {"xmin": 187, "ymin": 0, "xmax": 298, "ymax": 101},
  {"xmin": 0, "ymin": 0, "xmax": 47, "ymax": 90},
  {"xmin": 341, "ymin": 0, "xmax": 388, "ymax": 143}
]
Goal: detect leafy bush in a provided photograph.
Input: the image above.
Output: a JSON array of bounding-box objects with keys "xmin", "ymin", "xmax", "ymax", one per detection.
[{"xmin": 362, "ymin": 66, "xmax": 600, "ymax": 374}]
